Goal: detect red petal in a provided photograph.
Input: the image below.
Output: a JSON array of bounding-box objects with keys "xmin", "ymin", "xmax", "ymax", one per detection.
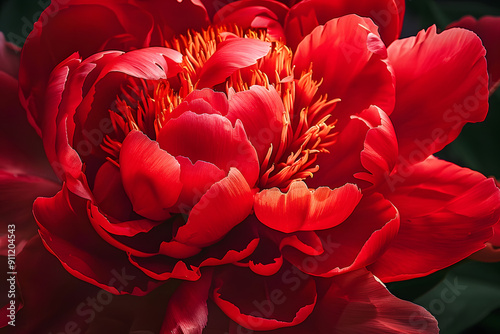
[
  {"xmin": 158, "ymin": 111, "xmax": 259, "ymax": 187},
  {"xmin": 213, "ymin": 0, "xmax": 289, "ymax": 41},
  {"xmin": 282, "ymin": 193, "xmax": 399, "ymax": 276},
  {"xmin": 293, "ymin": 15, "xmax": 395, "ymax": 130},
  {"xmin": 309, "ymin": 106, "xmax": 398, "ymax": 190},
  {"xmin": 388, "ymin": 26, "xmax": 488, "ymax": 165},
  {"xmin": 0, "ymin": 32, "xmax": 20, "ymax": 79},
  {"xmin": 174, "ymin": 168, "xmax": 254, "ymax": 247},
  {"xmin": 19, "ymin": 2, "xmax": 156, "ymax": 132},
  {"xmin": 196, "ymin": 37, "xmax": 271, "ymax": 88},
  {"xmin": 33, "ymin": 185, "xmax": 160, "ymax": 295},
  {"xmin": 285, "ymin": 0, "xmax": 405, "ymax": 49},
  {"xmin": 93, "ymin": 161, "xmax": 133, "ymax": 221},
  {"xmin": 161, "ymin": 270, "xmax": 212, "ymax": 334},
  {"xmin": 170, "ymin": 88, "xmax": 229, "ymax": 119},
  {"xmin": 174, "ymin": 156, "xmax": 226, "ymax": 212},
  {"xmin": 0, "ymin": 172, "xmax": 59, "ymax": 256},
  {"xmin": 371, "ymin": 157, "xmax": 500, "ymax": 282},
  {"xmin": 213, "ymin": 265, "xmax": 317, "ymax": 331},
  {"xmin": 447, "ymin": 15, "xmax": 500, "ymax": 92},
  {"xmin": 226, "ymin": 85, "xmax": 286, "ymax": 164},
  {"xmin": 255, "ymin": 182, "xmax": 362, "ymax": 233},
  {"xmin": 120, "ymin": 130, "xmax": 182, "ymax": 220},
  {"xmin": 311, "ymin": 269, "xmax": 438, "ymax": 333}
]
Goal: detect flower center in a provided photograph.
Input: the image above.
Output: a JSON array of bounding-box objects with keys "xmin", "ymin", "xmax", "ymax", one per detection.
[{"xmin": 103, "ymin": 25, "xmax": 339, "ymax": 190}]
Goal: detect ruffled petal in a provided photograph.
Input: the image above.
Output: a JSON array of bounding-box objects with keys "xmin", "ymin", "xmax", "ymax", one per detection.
[
  {"xmin": 447, "ymin": 15, "xmax": 500, "ymax": 92},
  {"xmin": 213, "ymin": 265, "xmax": 317, "ymax": 331},
  {"xmin": 371, "ymin": 156, "xmax": 500, "ymax": 282},
  {"xmin": 309, "ymin": 106, "xmax": 398, "ymax": 190},
  {"xmin": 293, "ymin": 15, "xmax": 395, "ymax": 130},
  {"xmin": 285, "ymin": 0, "xmax": 405, "ymax": 49},
  {"xmin": 254, "ymin": 181, "xmax": 362, "ymax": 233},
  {"xmin": 282, "ymin": 193, "xmax": 399, "ymax": 276},
  {"xmin": 310, "ymin": 269, "xmax": 438, "ymax": 333},
  {"xmin": 120, "ymin": 130, "xmax": 182, "ymax": 221},
  {"xmin": 213, "ymin": 0, "xmax": 289, "ymax": 41},
  {"xmin": 33, "ymin": 185, "xmax": 160, "ymax": 295},
  {"xmin": 388, "ymin": 26, "xmax": 489, "ymax": 165}
]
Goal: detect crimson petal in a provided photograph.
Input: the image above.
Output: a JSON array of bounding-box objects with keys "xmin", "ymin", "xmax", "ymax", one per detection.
[
  {"xmin": 33, "ymin": 185, "xmax": 160, "ymax": 295},
  {"xmin": 372, "ymin": 156, "xmax": 500, "ymax": 282},
  {"xmin": 388, "ymin": 26, "xmax": 488, "ymax": 165},
  {"xmin": 120, "ymin": 130, "xmax": 182, "ymax": 221},
  {"xmin": 293, "ymin": 15, "xmax": 395, "ymax": 130}
]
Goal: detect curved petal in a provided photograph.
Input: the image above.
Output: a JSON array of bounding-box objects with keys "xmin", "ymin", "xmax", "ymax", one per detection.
[
  {"xmin": 226, "ymin": 85, "xmax": 286, "ymax": 164},
  {"xmin": 0, "ymin": 32, "xmax": 20, "ymax": 79},
  {"xmin": 388, "ymin": 26, "xmax": 489, "ymax": 165},
  {"xmin": 447, "ymin": 15, "xmax": 500, "ymax": 93},
  {"xmin": 161, "ymin": 270, "xmax": 212, "ymax": 334},
  {"xmin": 254, "ymin": 181, "xmax": 362, "ymax": 233},
  {"xmin": 158, "ymin": 111, "xmax": 259, "ymax": 187},
  {"xmin": 174, "ymin": 168, "xmax": 254, "ymax": 247},
  {"xmin": 285, "ymin": 0, "xmax": 405, "ymax": 49},
  {"xmin": 120, "ymin": 130, "xmax": 182, "ymax": 221},
  {"xmin": 196, "ymin": 36, "xmax": 271, "ymax": 88},
  {"xmin": 33, "ymin": 185, "xmax": 160, "ymax": 295},
  {"xmin": 309, "ymin": 106, "xmax": 398, "ymax": 190},
  {"xmin": 0, "ymin": 172, "xmax": 59, "ymax": 256},
  {"xmin": 282, "ymin": 193, "xmax": 400, "ymax": 277},
  {"xmin": 19, "ymin": 1, "xmax": 156, "ymax": 133},
  {"xmin": 371, "ymin": 156, "xmax": 500, "ymax": 282},
  {"xmin": 213, "ymin": 265, "xmax": 317, "ymax": 331},
  {"xmin": 310, "ymin": 269, "xmax": 438, "ymax": 333},
  {"xmin": 213, "ymin": 0, "xmax": 289, "ymax": 41},
  {"xmin": 293, "ymin": 15, "xmax": 395, "ymax": 130}
]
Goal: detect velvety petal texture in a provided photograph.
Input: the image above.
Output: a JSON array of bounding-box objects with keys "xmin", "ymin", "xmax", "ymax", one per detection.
[
  {"xmin": 388, "ymin": 26, "xmax": 489, "ymax": 165},
  {"xmin": 285, "ymin": 0, "xmax": 405, "ymax": 49},
  {"xmin": 372, "ymin": 157, "xmax": 500, "ymax": 282},
  {"xmin": 447, "ymin": 15, "xmax": 500, "ymax": 92}
]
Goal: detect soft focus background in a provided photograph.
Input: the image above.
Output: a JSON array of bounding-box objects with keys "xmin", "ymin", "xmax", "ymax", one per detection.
[{"xmin": 1, "ymin": 0, "xmax": 499, "ymax": 333}]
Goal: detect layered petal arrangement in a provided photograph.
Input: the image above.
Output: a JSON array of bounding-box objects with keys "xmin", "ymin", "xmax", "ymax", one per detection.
[{"xmin": 2, "ymin": 0, "xmax": 500, "ymax": 333}]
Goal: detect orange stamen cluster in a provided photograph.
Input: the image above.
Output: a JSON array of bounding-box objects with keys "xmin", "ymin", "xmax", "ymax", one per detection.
[{"xmin": 102, "ymin": 25, "xmax": 339, "ymax": 189}]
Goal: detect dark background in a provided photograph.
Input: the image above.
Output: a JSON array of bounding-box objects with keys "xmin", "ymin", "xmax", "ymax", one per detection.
[{"xmin": 1, "ymin": 0, "xmax": 500, "ymax": 333}]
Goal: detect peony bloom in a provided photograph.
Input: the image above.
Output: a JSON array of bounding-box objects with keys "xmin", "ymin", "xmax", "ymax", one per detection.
[{"xmin": 2, "ymin": 0, "xmax": 500, "ymax": 333}]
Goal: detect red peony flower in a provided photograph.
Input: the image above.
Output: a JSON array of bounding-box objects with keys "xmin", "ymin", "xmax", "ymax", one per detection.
[{"xmin": 2, "ymin": 0, "xmax": 500, "ymax": 333}]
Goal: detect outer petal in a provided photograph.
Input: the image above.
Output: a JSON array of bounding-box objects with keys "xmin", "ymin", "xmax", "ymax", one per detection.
[
  {"xmin": 213, "ymin": 0, "xmax": 289, "ymax": 41},
  {"xmin": 293, "ymin": 15, "xmax": 395, "ymax": 130},
  {"xmin": 282, "ymin": 193, "xmax": 400, "ymax": 277},
  {"xmin": 447, "ymin": 15, "xmax": 500, "ymax": 92},
  {"xmin": 213, "ymin": 265, "xmax": 317, "ymax": 331},
  {"xmin": 0, "ymin": 172, "xmax": 59, "ymax": 255},
  {"xmin": 309, "ymin": 106, "xmax": 398, "ymax": 190},
  {"xmin": 311, "ymin": 269, "xmax": 438, "ymax": 333},
  {"xmin": 196, "ymin": 37, "xmax": 271, "ymax": 88},
  {"xmin": 371, "ymin": 156, "xmax": 500, "ymax": 282},
  {"xmin": 254, "ymin": 181, "xmax": 362, "ymax": 233},
  {"xmin": 174, "ymin": 168, "xmax": 254, "ymax": 247},
  {"xmin": 388, "ymin": 26, "xmax": 489, "ymax": 165},
  {"xmin": 120, "ymin": 130, "xmax": 182, "ymax": 221},
  {"xmin": 226, "ymin": 85, "xmax": 287, "ymax": 164},
  {"xmin": 33, "ymin": 185, "xmax": 160, "ymax": 295},
  {"xmin": 158, "ymin": 111, "xmax": 259, "ymax": 187},
  {"xmin": 285, "ymin": 0, "xmax": 405, "ymax": 49}
]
